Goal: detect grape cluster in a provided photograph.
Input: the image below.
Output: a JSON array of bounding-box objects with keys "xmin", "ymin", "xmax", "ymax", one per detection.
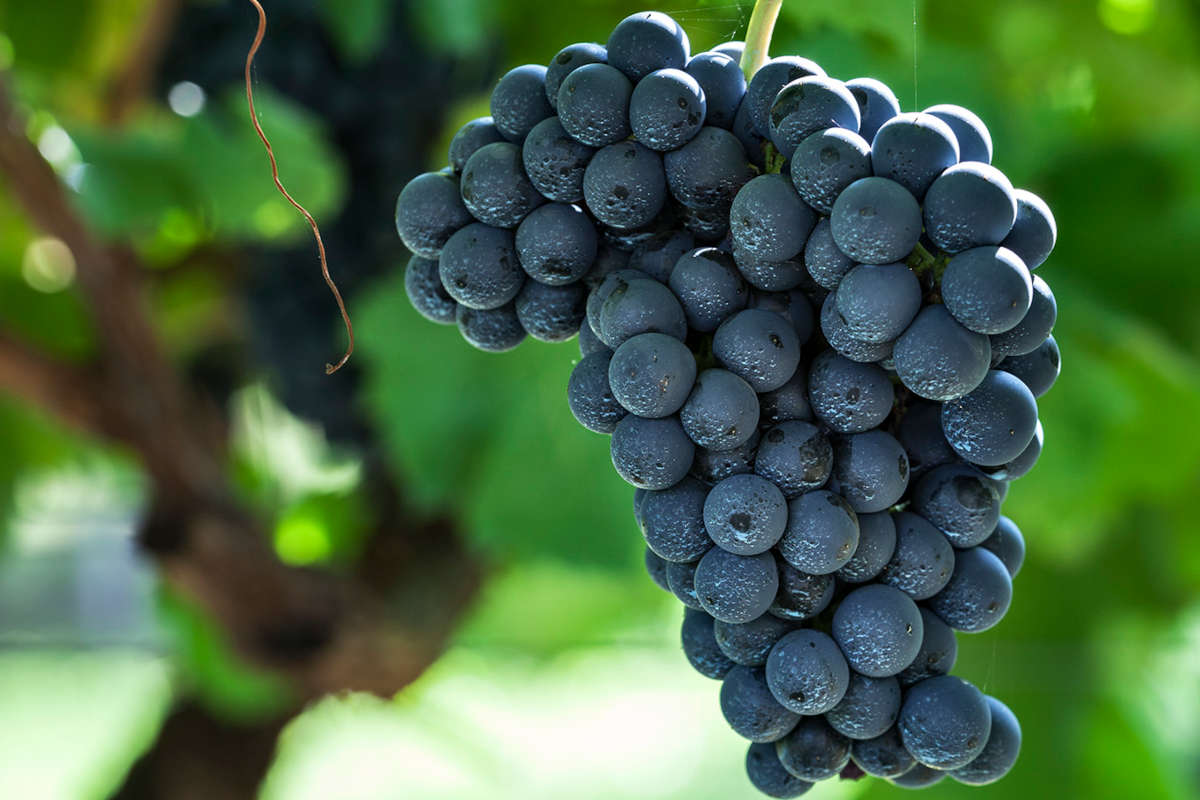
[{"xmin": 395, "ymin": 10, "xmax": 1055, "ymax": 795}]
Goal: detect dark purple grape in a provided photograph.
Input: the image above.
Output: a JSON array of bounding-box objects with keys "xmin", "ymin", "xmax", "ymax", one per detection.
[
  {"xmin": 448, "ymin": 117, "xmax": 505, "ymax": 174},
  {"xmin": 879, "ymin": 511, "xmax": 956, "ymax": 600},
  {"xmin": 830, "ymin": 177, "xmax": 922, "ymax": 265},
  {"xmin": 514, "ymin": 280, "xmax": 586, "ymax": 342},
  {"xmin": 545, "ymin": 42, "xmax": 607, "ymax": 109},
  {"xmin": 980, "ymin": 515, "xmax": 1025, "ymax": 578},
  {"xmin": 928, "ymin": 546, "xmax": 1013, "ymax": 633},
  {"xmin": 515, "ymin": 202, "xmax": 597, "ymax": 285},
  {"xmin": 720, "ymin": 665, "xmax": 801, "ymax": 743},
  {"xmin": 630, "ymin": 68, "xmax": 706, "ymax": 151},
  {"xmin": 438, "ymin": 222, "xmax": 523, "ymax": 310},
  {"xmin": 845, "ymin": 77, "xmax": 900, "ymax": 142},
  {"xmin": 680, "ymin": 368, "xmax": 760, "ymax": 451},
  {"xmin": 832, "ymin": 583, "xmax": 923, "ymax": 677},
  {"xmin": 557, "ymin": 63, "xmax": 633, "ymax": 147},
  {"xmin": 754, "ymin": 421, "xmax": 833, "ymax": 498},
  {"xmin": 404, "ymin": 255, "xmax": 457, "ymax": 324},
  {"xmin": 521, "ymin": 117, "xmax": 596, "ymax": 203},
  {"xmin": 606, "ymin": 11, "xmax": 690, "ymax": 82},
  {"xmin": 999, "ymin": 335, "xmax": 1060, "ymax": 397},
  {"xmin": 490, "ymin": 64, "xmax": 554, "ymax": 142},
  {"xmin": 567, "ymin": 350, "xmax": 626, "ymax": 434},
  {"xmin": 685, "ymin": 51, "xmax": 745, "ymax": 129},
  {"xmin": 950, "ymin": 696, "xmax": 1021, "ymax": 785},
  {"xmin": 790, "ymin": 128, "xmax": 872, "ymax": 214},
  {"xmin": 870, "ymin": 112, "xmax": 960, "ymax": 199},
  {"xmin": 836, "ymin": 511, "xmax": 896, "ymax": 583},
  {"xmin": 681, "ymin": 607, "xmax": 737, "ymax": 679},
  {"xmin": 769, "ymin": 562, "xmax": 835, "ymax": 622},
  {"xmin": 897, "ymin": 607, "xmax": 958, "ymax": 686},
  {"xmin": 768, "ymin": 76, "xmax": 860, "ymax": 155},
  {"xmin": 456, "ymin": 302, "xmax": 526, "ymax": 352},
  {"xmin": 774, "ymin": 717, "xmax": 851, "ymax": 781},
  {"xmin": 395, "ymin": 171, "xmax": 474, "ymax": 258},
  {"xmin": 898, "ymin": 675, "xmax": 991, "ymax": 770},
  {"xmin": 924, "ymin": 103, "xmax": 993, "ymax": 164},
  {"xmin": 779, "ymin": 489, "xmax": 859, "ymax": 575},
  {"xmin": 923, "ymin": 162, "xmax": 1017, "ymax": 253},
  {"xmin": 583, "ymin": 141, "xmax": 667, "ymax": 230},
  {"xmin": 610, "ymin": 414, "xmax": 695, "ymax": 489},
  {"xmin": 1000, "ymin": 188, "xmax": 1057, "ymax": 270},
  {"xmin": 730, "ymin": 174, "xmax": 817, "ymax": 262},
  {"xmin": 460, "ymin": 141, "xmax": 544, "ymax": 228}
]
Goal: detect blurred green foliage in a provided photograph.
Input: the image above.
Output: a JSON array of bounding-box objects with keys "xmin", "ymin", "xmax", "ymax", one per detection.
[{"xmin": 1, "ymin": 0, "xmax": 1199, "ymax": 798}]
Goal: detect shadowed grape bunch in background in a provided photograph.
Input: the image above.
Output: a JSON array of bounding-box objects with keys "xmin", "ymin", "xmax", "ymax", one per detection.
[{"xmin": 0, "ymin": 1, "xmax": 1197, "ymax": 799}]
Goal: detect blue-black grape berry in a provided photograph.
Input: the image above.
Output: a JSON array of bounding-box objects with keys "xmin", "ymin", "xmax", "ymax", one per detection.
[
  {"xmin": 685, "ymin": 51, "xmax": 745, "ymax": 129},
  {"xmin": 832, "ymin": 583, "xmax": 923, "ymax": 678},
  {"xmin": 630, "ymin": 68, "xmax": 707, "ymax": 151},
  {"xmin": 790, "ymin": 128, "xmax": 872, "ymax": 214},
  {"xmin": 439, "ymin": 222, "xmax": 524, "ymax": 310},
  {"xmin": 704, "ymin": 473, "xmax": 788, "ymax": 556},
  {"xmin": 545, "ymin": 42, "xmax": 608, "ymax": 109},
  {"xmin": 680, "ymin": 368, "xmax": 760, "ymax": 451},
  {"xmin": 825, "ymin": 673, "xmax": 902, "ymax": 741},
  {"xmin": 851, "ymin": 726, "xmax": 915, "ymax": 778},
  {"xmin": 720, "ymin": 665, "xmax": 801, "ymax": 743},
  {"xmin": 522, "ymin": 117, "xmax": 596, "ymax": 203},
  {"xmin": 638, "ymin": 476, "xmax": 712, "ymax": 563},
  {"xmin": 928, "ymin": 546, "xmax": 1014, "ymax": 633},
  {"xmin": 682, "ymin": 607, "xmax": 737, "ymax": 679},
  {"xmin": 514, "ymin": 280, "xmax": 586, "ymax": 342},
  {"xmin": 870, "ymin": 112, "xmax": 960, "ymax": 199},
  {"xmin": 898, "ymin": 675, "xmax": 992, "ymax": 770},
  {"xmin": 774, "ymin": 717, "xmax": 852, "ymax": 782},
  {"xmin": 713, "ymin": 309, "xmax": 803, "ymax": 392},
  {"xmin": 715, "ymin": 613, "xmax": 794, "ymax": 667},
  {"xmin": 950, "ymin": 696, "xmax": 1021, "ymax": 785},
  {"xmin": 1001, "ymin": 188, "xmax": 1057, "ymax": 269},
  {"xmin": 768, "ymin": 76, "xmax": 860, "ymax": 156},
  {"xmin": 557, "ymin": 63, "xmax": 634, "ymax": 147},
  {"xmin": 830, "ymin": 177, "xmax": 922, "ymax": 265},
  {"xmin": 490, "ymin": 64, "xmax": 554, "ymax": 142},
  {"xmin": 897, "ymin": 607, "xmax": 959, "ymax": 686},
  {"xmin": 694, "ymin": 543, "xmax": 780, "ymax": 624},
  {"xmin": 395, "ymin": 171, "xmax": 474, "ymax": 258},
  {"xmin": 608, "ymin": 332, "xmax": 697, "ymax": 418},
  {"xmin": 731, "ymin": 175, "xmax": 817, "ymax": 263},
  {"xmin": 448, "ymin": 117, "xmax": 505, "ymax": 174},
  {"xmin": 606, "ymin": 11, "xmax": 690, "ymax": 82},
  {"xmin": 765, "ymin": 629, "xmax": 850, "ymax": 715},
  {"xmin": 404, "ymin": 255, "xmax": 457, "ymax": 324},
  {"xmin": 879, "ymin": 511, "xmax": 956, "ymax": 600},
  {"xmin": 924, "ymin": 103, "xmax": 993, "ymax": 164},
  {"xmin": 754, "ymin": 421, "xmax": 833, "ymax": 499},
  {"xmin": 610, "ymin": 414, "xmax": 695, "ymax": 490},
  {"xmin": 567, "ymin": 350, "xmax": 626, "ymax": 434},
  {"xmin": 746, "ymin": 742, "xmax": 813, "ymax": 798},
  {"xmin": 779, "ymin": 489, "xmax": 859, "ymax": 575},
  {"xmin": 669, "ymin": 247, "xmax": 749, "ymax": 331},
  {"xmin": 845, "ymin": 77, "xmax": 901, "ymax": 141}
]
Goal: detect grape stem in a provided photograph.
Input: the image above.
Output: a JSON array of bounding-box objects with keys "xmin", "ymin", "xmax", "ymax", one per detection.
[
  {"xmin": 907, "ymin": 242, "xmax": 947, "ymax": 282},
  {"xmin": 740, "ymin": 0, "xmax": 784, "ymax": 81}
]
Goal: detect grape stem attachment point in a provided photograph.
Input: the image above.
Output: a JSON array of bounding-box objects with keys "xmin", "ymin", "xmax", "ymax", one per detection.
[{"xmin": 740, "ymin": 0, "xmax": 784, "ymax": 82}]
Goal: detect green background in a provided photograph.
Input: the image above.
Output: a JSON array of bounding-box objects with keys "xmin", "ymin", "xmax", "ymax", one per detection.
[{"xmin": 0, "ymin": 0, "xmax": 1198, "ymax": 798}]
